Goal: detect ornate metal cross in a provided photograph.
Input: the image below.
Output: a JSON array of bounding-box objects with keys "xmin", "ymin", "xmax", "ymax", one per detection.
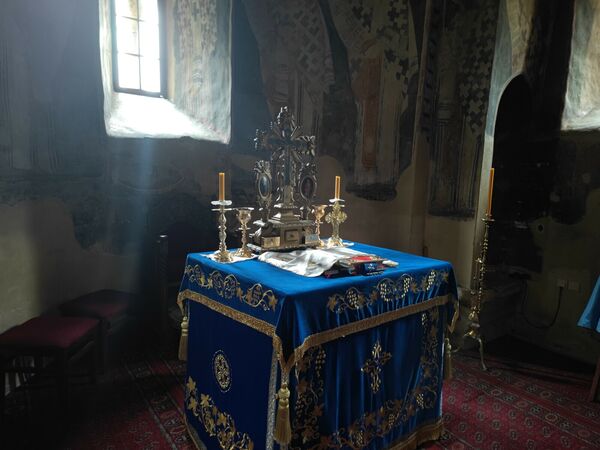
[{"xmin": 254, "ymin": 107, "xmax": 316, "ymax": 216}]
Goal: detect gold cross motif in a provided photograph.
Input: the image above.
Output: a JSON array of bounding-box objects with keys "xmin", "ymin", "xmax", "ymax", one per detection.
[{"xmin": 361, "ymin": 340, "xmax": 392, "ymax": 394}]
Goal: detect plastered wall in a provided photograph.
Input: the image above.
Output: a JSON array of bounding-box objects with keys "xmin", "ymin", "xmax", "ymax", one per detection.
[{"xmin": 0, "ymin": 0, "xmax": 432, "ymax": 333}]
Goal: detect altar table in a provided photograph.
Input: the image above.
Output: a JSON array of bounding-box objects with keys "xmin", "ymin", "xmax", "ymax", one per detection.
[{"xmin": 178, "ymin": 242, "xmax": 458, "ymax": 450}]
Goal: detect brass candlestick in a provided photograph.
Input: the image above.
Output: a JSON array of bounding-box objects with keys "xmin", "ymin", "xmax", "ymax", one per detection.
[
  {"xmin": 211, "ymin": 200, "xmax": 233, "ymax": 263},
  {"xmin": 325, "ymin": 198, "xmax": 347, "ymax": 247},
  {"xmin": 234, "ymin": 207, "xmax": 254, "ymax": 258},
  {"xmin": 312, "ymin": 204, "xmax": 328, "ymax": 248},
  {"xmin": 463, "ymin": 214, "xmax": 494, "ymax": 370}
]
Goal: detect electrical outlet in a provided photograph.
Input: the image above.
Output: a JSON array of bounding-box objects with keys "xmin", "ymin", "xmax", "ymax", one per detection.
[
  {"xmin": 567, "ymin": 280, "xmax": 580, "ymax": 292},
  {"xmin": 556, "ymin": 278, "xmax": 567, "ymax": 288}
]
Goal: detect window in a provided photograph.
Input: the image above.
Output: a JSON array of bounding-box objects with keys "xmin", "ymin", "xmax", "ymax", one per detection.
[
  {"xmin": 99, "ymin": 0, "xmax": 232, "ymax": 141},
  {"xmin": 111, "ymin": 0, "xmax": 165, "ymax": 97}
]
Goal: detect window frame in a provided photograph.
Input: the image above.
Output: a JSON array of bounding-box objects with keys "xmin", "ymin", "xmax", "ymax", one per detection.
[{"xmin": 110, "ymin": 0, "xmax": 167, "ymax": 98}]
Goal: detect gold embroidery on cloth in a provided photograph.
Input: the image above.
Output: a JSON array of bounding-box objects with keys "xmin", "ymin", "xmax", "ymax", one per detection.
[
  {"xmin": 290, "ymin": 306, "xmax": 442, "ymax": 449},
  {"xmin": 185, "ymin": 264, "xmax": 278, "ymax": 311},
  {"xmin": 212, "ymin": 350, "xmax": 232, "ymax": 392},
  {"xmin": 328, "ymin": 270, "xmax": 449, "ymax": 314},
  {"xmin": 291, "ymin": 346, "xmax": 326, "ymax": 446},
  {"xmin": 186, "ymin": 376, "xmax": 254, "ymax": 449},
  {"xmin": 178, "ymin": 289, "xmax": 449, "ymax": 378},
  {"xmin": 361, "ymin": 340, "xmax": 392, "ymax": 394}
]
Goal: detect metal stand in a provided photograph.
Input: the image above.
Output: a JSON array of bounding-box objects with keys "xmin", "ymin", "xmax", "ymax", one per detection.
[
  {"xmin": 462, "ymin": 214, "xmax": 494, "ymax": 371},
  {"xmin": 211, "ymin": 200, "xmax": 233, "ymax": 263},
  {"xmin": 325, "ymin": 198, "xmax": 347, "ymax": 248}
]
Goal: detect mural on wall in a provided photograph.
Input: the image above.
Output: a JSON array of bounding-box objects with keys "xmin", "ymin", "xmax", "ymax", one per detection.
[
  {"xmin": 242, "ymin": 0, "xmax": 424, "ymax": 200},
  {"xmin": 428, "ymin": 0, "xmax": 498, "ymax": 217},
  {"xmin": 0, "ymin": 1, "xmax": 105, "ymax": 176},
  {"xmin": 172, "ymin": 0, "xmax": 231, "ymax": 141}
]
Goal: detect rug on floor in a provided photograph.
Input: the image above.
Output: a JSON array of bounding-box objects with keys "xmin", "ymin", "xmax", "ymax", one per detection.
[
  {"xmin": 426, "ymin": 354, "xmax": 600, "ymax": 450},
  {"xmin": 4, "ymin": 346, "xmax": 599, "ymax": 449}
]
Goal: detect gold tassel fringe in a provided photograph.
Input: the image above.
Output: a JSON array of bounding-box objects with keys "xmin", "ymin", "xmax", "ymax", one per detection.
[
  {"xmin": 444, "ymin": 338, "xmax": 453, "ymax": 380},
  {"xmin": 179, "ymin": 315, "xmax": 189, "ymax": 361},
  {"xmin": 274, "ymin": 383, "xmax": 292, "ymax": 445}
]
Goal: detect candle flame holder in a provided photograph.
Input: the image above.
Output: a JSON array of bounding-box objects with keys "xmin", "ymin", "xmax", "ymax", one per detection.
[
  {"xmin": 211, "ymin": 200, "xmax": 233, "ymax": 263},
  {"xmin": 234, "ymin": 207, "xmax": 254, "ymax": 258},
  {"xmin": 312, "ymin": 204, "xmax": 328, "ymax": 248},
  {"xmin": 325, "ymin": 198, "xmax": 347, "ymax": 247},
  {"xmin": 461, "ymin": 214, "xmax": 494, "ymax": 371}
]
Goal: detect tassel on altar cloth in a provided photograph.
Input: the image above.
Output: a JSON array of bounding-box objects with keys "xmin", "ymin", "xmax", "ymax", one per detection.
[
  {"xmin": 274, "ymin": 382, "xmax": 292, "ymax": 445},
  {"xmin": 179, "ymin": 315, "xmax": 189, "ymax": 361},
  {"xmin": 444, "ymin": 337, "xmax": 453, "ymax": 380}
]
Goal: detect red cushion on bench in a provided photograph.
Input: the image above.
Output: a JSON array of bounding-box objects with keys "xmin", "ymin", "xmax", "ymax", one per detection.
[
  {"xmin": 60, "ymin": 290, "xmax": 133, "ymax": 323},
  {"xmin": 0, "ymin": 316, "xmax": 98, "ymax": 351}
]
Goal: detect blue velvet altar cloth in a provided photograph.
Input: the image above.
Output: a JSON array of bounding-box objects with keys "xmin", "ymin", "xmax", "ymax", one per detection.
[
  {"xmin": 578, "ymin": 275, "xmax": 600, "ymax": 333},
  {"xmin": 179, "ymin": 242, "xmax": 458, "ymax": 449}
]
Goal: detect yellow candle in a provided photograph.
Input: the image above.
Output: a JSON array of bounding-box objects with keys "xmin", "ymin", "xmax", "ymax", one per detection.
[
  {"xmin": 486, "ymin": 168, "xmax": 494, "ymax": 217},
  {"xmin": 335, "ymin": 176, "xmax": 341, "ymax": 199},
  {"xmin": 219, "ymin": 172, "xmax": 225, "ymax": 201}
]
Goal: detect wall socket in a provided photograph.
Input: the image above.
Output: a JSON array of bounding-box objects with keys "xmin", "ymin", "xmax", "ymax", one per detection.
[
  {"xmin": 567, "ymin": 280, "xmax": 580, "ymax": 291},
  {"xmin": 556, "ymin": 278, "xmax": 567, "ymax": 288}
]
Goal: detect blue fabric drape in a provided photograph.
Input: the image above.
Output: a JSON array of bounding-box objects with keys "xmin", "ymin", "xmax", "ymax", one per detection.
[
  {"xmin": 180, "ymin": 242, "xmax": 457, "ymax": 449},
  {"xmin": 578, "ymin": 275, "xmax": 600, "ymax": 333}
]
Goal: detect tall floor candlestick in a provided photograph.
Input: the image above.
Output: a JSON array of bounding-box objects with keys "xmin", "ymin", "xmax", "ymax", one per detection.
[
  {"xmin": 463, "ymin": 213, "xmax": 494, "ymax": 370},
  {"xmin": 486, "ymin": 168, "xmax": 494, "ymax": 216}
]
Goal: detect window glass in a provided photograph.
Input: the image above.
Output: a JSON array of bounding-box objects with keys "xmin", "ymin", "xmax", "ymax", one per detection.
[
  {"xmin": 139, "ymin": 22, "xmax": 159, "ymax": 57},
  {"xmin": 140, "ymin": 57, "xmax": 161, "ymax": 92},
  {"xmin": 115, "ymin": 0, "xmax": 138, "ymax": 19},
  {"xmin": 113, "ymin": 0, "xmax": 162, "ymax": 95},
  {"xmin": 118, "ymin": 54, "xmax": 141, "ymax": 89},
  {"xmin": 116, "ymin": 17, "xmax": 139, "ymax": 54},
  {"xmin": 139, "ymin": 0, "xmax": 159, "ymax": 24}
]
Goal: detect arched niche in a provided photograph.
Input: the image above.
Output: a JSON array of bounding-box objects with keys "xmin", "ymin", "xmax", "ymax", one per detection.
[{"xmin": 488, "ymin": 74, "xmax": 545, "ymax": 273}]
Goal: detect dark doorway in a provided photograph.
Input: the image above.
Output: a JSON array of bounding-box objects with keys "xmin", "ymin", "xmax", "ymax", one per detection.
[{"xmin": 488, "ymin": 75, "xmax": 550, "ymax": 274}]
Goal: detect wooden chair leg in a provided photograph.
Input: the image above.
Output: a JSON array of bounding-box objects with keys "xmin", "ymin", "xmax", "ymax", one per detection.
[
  {"xmin": 57, "ymin": 352, "xmax": 69, "ymax": 415},
  {"xmin": 0, "ymin": 359, "xmax": 5, "ymax": 430},
  {"xmin": 98, "ymin": 321, "xmax": 108, "ymax": 375},
  {"xmin": 91, "ymin": 334, "xmax": 99, "ymax": 384},
  {"xmin": 589, "ymin": 355, "xmax": 600, "ymax": 402}
]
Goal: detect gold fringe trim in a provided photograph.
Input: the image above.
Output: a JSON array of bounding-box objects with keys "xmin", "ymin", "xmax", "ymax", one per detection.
[
  {"xmin": 388, "ymin": 419, "xmax": 444, "ymax": 450},
  {"xmin": 274, "ymin": 383, "xmax": 292, "ymax": 445},
  {"xmin": 178, "ymin": 290, "xmax": 276, "ymax": 337},
  {"xmin": 283, "ymin": 295, "xmax": 450, "ymax": 373},
  {"xmin": 444, "ymin": 337, "xmax": 453, "ymax": 380},
  {"xmin": 178, "ymin": 315, "xmax": 189, "ymax": 361},
  {"xmin": 178, "ymin": 290, "xmax": 450, "ymax": 377}
]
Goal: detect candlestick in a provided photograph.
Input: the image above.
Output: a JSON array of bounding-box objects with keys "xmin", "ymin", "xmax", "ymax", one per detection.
[
  {"xmin": 211, "ymin": 200, "xmax": 233, "ymax": 263},
  {"xmin": 463, "ymin": 215, "xmax": 494, "ymax": 370},
  {"xmin": 334, "ymin": 176, "xmax": 341, "ymax": 200},
  {"xmin": 219, "ymin": 172, "xmax": 225, "ymax": 202},
  {"xmin": 325, "ymin": 198, "xmax": 347, "ymax": 247},
  {"xmin": 234, "ymin": 207, "xmax": 254, "ymax": 258},
  {"xmin": 486, "ymin": 168, "xmax": 494, "ymax": 217}
]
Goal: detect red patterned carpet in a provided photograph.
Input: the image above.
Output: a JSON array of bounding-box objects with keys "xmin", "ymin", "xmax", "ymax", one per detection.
[
  {"xmin": 3, "ymin": 346, "xmax": 598, "ymax": 449},
  {"xmin": 427, "ymin": 354, "xmax": 600, "ymax": 450}
]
